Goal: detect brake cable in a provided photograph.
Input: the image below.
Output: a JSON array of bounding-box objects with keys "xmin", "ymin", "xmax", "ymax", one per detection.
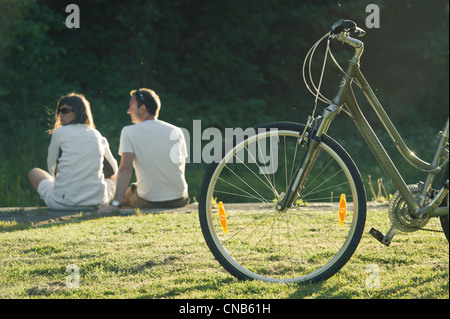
[{"xmin": 302, "ymin": 31, "xmax": 361, "ymax": 118}]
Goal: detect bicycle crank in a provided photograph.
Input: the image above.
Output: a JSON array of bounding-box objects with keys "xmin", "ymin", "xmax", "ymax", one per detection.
[
  {"xmin": 370, "ymin": 183, "xmax": 434, "ymax": 246},
  {"xmin": 388, "ymin": 183, "xmax": 431, "ymax": 233}
]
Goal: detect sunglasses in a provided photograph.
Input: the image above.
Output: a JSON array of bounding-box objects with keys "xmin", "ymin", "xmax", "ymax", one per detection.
[
  {"xmin": 136, "ymin": 88, "xmax": 144, "ymax": 101},
  {"xmin": 58, "ymin": 106, "xmax": 74, "ymax": 114}
]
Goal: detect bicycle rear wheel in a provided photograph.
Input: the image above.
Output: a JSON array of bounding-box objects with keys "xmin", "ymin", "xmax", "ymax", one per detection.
[
  {"xmin": 199, "ymin": 122, "xmax": 366, "ymax": 283},
  {"xmin": 439, "ymin": 164, "xmax": 449, "ymax": 241}
]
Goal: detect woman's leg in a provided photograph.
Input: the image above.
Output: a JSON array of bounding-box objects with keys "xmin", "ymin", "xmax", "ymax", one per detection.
[{"xmin": 28, "ymin": 168, "xmax": 53, "ymax": 191}]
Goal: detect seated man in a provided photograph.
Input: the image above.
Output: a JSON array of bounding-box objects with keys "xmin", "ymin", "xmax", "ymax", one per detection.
[{"xmin": 99, "ymin": 88, "xmax": 188, "ymax": 213}]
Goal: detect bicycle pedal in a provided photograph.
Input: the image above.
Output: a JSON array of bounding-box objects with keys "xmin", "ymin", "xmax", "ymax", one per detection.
[{"xmin": 369, "ymin": 227, "xmax": 390, "ymax": 246}]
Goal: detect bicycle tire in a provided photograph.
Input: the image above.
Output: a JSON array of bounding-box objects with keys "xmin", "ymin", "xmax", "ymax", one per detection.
[
  {"xmin": 198, "ymin": 122, "xmax": 367, "ymax": 283},
  {"xmin": 439, "ymin": 164, "xmax": 449, "ymax": 241}
]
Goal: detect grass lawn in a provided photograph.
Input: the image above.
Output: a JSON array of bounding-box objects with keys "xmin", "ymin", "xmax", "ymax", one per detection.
[{"xmin": 0, "ymin": 206, "xmax": 448, "ymax": 299}]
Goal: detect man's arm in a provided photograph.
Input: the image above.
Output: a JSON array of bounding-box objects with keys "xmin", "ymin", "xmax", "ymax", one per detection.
[
  {"xmin": 98, "ymin": 152, "xmax": 134, "ymax": 213},
  {"xmin": 113, "ymin": 152, "xmax": 134, "ymax": 202}
]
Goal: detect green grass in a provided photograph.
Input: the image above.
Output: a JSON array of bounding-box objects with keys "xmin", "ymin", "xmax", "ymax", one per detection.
[{"xmin": 0, "ymin": 208, "xmax": 448, "ymax": 299}]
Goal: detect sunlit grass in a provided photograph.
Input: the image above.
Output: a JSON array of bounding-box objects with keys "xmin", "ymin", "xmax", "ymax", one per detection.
[{"xmin": 0, "ymin": 208, "xmax": 448, "ymax": 299}]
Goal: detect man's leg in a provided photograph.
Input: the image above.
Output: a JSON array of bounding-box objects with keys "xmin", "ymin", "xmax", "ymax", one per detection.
[
  {"xmin": 121, "ymin": 183, "xmax": 155, "ymax": 208},
  {"xmin": 122, "ymin": 184, "xmax": 189, "ymax": 209}
]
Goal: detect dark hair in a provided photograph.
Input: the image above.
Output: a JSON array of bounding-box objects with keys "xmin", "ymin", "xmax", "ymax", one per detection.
[
  {"xmin": 49, "ymin": 93, "xmax": 95, "ymax": 134},
  {"xmin": 130, "ymin": 88, "xmax": 161, "ymax": 116}
]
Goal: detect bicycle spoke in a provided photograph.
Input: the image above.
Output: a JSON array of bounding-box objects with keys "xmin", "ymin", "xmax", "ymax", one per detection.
[{"xmin": 231, "ymin": 148, "xmax": 278, "ymax": 198}]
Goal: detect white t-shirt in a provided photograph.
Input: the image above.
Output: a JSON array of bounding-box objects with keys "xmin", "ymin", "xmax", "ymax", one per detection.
[
  {"xmin": 47, "ymin": 124, "xmax": 118, "ymax": 206},
  {"xmin": 118, "ymin": 119, "xmax": 188, "ymax": 202}
]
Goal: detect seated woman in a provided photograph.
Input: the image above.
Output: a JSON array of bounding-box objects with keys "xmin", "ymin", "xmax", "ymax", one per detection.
[{"xmin": 28, "ymin": 93, "xmax": 118, "ymax": 211}]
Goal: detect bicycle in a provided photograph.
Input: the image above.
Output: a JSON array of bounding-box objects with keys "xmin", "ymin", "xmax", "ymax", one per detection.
[{"xmin": 198, "ymin": 19, "xmax": 449, "ymax": 284}]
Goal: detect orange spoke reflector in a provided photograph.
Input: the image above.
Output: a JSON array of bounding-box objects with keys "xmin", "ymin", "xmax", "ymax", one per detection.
[
  {"xmin": 218, "ymin": 201, "xmax": 228, "ymax": 233},
  {"xmin": 339, "ymin": 194, "xmax": 347, "ymax": 226}
]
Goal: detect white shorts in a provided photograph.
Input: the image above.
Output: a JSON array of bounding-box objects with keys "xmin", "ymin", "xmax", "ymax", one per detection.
[{"xmin": 37, "ymin": 178, "xmax": 115, "ymax": 211}]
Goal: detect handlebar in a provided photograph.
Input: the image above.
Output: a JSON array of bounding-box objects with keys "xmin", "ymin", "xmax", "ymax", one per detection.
[
  {"xmin": 302, "ymin": 19, "xmax": 367, "ymax": 104},
  {"xmin": 331, "ymin": 19, "xmax": 365, "ymax": 61},
  {"xmin": 331, "ymin": 19, "xmax": 366, "ymax": 38}
]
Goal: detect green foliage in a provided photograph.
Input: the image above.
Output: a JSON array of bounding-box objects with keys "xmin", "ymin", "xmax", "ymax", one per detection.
[{"xmin": 0, "ymin": 0, "xmax": 448, "ymax": 206}]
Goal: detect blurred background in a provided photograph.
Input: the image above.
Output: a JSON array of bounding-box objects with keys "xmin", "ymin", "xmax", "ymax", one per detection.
[{"xmin": 0, "ymin": 0, "xmax": 448, "ymax": 207}]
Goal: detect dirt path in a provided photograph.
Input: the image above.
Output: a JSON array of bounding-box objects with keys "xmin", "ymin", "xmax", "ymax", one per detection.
[
  {"xmin": 0, "ymin": 202, "xmax": 388, "ymax": 227},
  {"xmin": 0, "ymin": 204, "xmax": 200, "ymax": 226}
]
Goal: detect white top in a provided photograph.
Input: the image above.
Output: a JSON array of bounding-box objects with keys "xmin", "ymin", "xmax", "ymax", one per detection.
[
  {"xmin": 47, "ymin": 124, "xmax": 118, "ymax": 206},
  {"xmin": 118, "ymin": 119, "xmax": 188, "ymax": 202}
]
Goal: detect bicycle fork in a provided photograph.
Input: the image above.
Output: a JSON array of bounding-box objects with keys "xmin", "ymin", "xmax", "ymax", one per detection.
[{"xmin": 276, "ymin": 103, "xmax": 342, "ymax": 211}]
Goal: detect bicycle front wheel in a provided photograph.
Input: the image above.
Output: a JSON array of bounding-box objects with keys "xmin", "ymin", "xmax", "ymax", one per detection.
[{"xmin": 199, "ymin": 122, "xmax": 367, "ymax": 283}]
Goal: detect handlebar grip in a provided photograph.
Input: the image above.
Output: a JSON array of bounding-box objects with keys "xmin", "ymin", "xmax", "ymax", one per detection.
[
  {"xmin": 331, "ymin": 19, "xmax": 357, "ymax": 35},
  {"xmin": 341, "ymin": 19, "xmax": 357, "ymax": 30},
  {"xmin": 331, "ymin": 19, "xmax": 365, "ymax": 38}
]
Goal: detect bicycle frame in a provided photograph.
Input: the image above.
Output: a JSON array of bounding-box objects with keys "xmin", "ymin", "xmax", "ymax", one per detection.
[
  {"xmin": 278, "ymin": 34, "xmax": 449, "ymax": 221},
  {"xmin": 338, "ymin": 60, "xmax": 448, "ymax": 218}
]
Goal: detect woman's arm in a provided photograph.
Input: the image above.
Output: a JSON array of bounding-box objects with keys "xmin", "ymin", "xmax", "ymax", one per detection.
[{"xmin": 47, "ymin": 131, "xmax": 61, "ymax": 177}]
